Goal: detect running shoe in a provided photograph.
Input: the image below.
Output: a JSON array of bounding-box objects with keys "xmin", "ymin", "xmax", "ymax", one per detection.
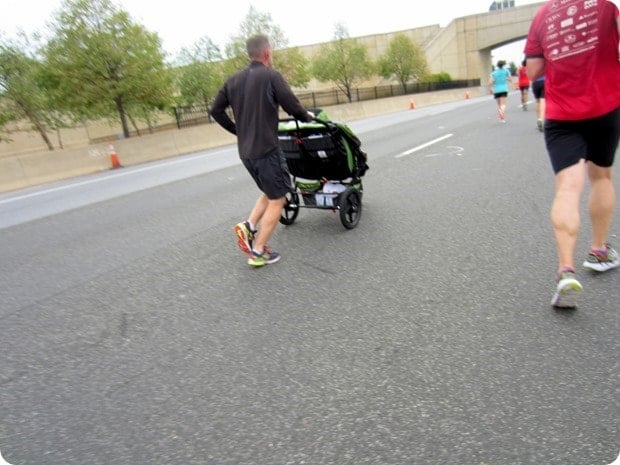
[
  {"xmin": 583, "ymin": 244, "xmax": 620, "ymax": 272},
  {"xmin": 234, "ymin": 221, "xmax": 255, "ymax": 258},
  {"xmin": 498, "ymin": 107, "xmax": 507, "ymax": 123},
  {"xmin": 537, "ymin": 119, "xmax": 543, "ymax": 132},
  {"xmin": 247, "ymin": 249, "xmax": 281, "ymax": 267},
  {"xmin": 551, "ymin": 268, "xmax": 583, "ymax": 309}
]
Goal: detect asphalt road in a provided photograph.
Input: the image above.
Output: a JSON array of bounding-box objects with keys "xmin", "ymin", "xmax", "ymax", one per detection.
[{"xmin": 1, "ymin": 94, "xmax": 618, "ymax": 465}]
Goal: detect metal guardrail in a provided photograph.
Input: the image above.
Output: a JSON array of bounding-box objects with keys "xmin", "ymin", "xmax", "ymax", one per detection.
[
  {"xmin": 173, "ymin": 79, "xmax": 479, "ymax": 129},
  {"xmin": 172, "ymin": 105, "xmax": 212, "ymax": 129}
]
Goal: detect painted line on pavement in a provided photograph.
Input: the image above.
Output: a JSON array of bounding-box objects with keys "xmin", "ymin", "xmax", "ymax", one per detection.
[
  {"xmin": 395, "ymin": 134, "xmax": 453, "ymax": 158},
  {"xmin": 0, "ymin": 148, "xmax": 235, "ymax": 205}
]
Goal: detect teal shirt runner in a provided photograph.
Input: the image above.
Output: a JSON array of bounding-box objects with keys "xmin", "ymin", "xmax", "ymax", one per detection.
[{"xmin": 491, "ymin": 68, "xmax": 511, "ymax": 94}]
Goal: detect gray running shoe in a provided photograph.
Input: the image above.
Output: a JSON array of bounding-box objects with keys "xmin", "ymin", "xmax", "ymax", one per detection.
[
  {"xmin": 583, "ymin": 244, "xmax": 620, "ymax": 272},
  {"xmin": 551, "ymin": 269, "xmax": 583, "ymax": 309},
  {"xmin": 248, "ymin": 249, "xmax": 281, "ymax": 267},
  {"xmin": 537, "ymin": 119, "xmax": 543, "ymax": 132}
]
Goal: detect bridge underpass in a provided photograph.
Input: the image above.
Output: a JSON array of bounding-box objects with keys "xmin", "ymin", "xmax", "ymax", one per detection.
[
  {"xmin": 423, "ymin": 1, "xmax": 544, "ymax": 83},
  {"xmin": 296, "ymin": 2, "xmax": 545, "ymax": 86}
]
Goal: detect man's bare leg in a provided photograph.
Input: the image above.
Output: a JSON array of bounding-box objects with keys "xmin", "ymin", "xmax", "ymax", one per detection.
[
  {"xmin": 550, "ymin": 160, "xmax": 586, "ymax": 273},
  {"xmin": 587, "ymin": 163, "xmax": 615, "ymax": 250},
  {"xmin": 252, "ymin": 196, "xmax": 286, "ymax": 254}
]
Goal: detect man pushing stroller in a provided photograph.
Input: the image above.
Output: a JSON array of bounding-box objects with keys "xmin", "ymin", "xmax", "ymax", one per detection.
[{"xmin": 211, "ymin": 34, "xmax": 314, "ymax": 267}]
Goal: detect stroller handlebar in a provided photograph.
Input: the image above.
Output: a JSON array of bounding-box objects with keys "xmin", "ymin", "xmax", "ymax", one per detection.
[{"xmin": 278, "ymin": 116, "xmax": 337, "ymax": 130}]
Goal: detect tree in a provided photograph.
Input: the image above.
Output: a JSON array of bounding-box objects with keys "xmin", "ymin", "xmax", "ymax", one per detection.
[
  {"xmin": 43, "ymin": 0, "xmax": 173, "ymax": 139},
  {"xmin": 311, "ymin": 24, "xmax": 373, "ymax": 103},
  {"xmin": 274, "ymin": 47, "xmax": 311, "ymax": 88},
  {"xmin": 175, "ymin": 36, "xmax": 224, "ymax": 107},
  {"xmin": 0, "ymin": 36, "xmax": 57, "ymax": 149},
  {"xmin": 377, "ymin": 34, "xmax": 429, "ymax": 92},
  {"xmin": 508, "ymin": 61, "xmax": 518, "ymax": 76},
  {"xmin": 426, "ymin": 72, "xmax": 452, "ymax": 82},
  {"xmin": 219, "ymin": 6, "xmax": 310, "ymax": 88},
  {"xmin": 222, "ymin": 6, "xmax": 286, "ymax": 76},
  {"xmin": 235, "ymin": 6, "xmax": 288, "ymax": 49}
]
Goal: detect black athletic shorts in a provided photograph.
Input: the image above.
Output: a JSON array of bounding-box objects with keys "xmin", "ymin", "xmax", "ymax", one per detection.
[
  {"xmin": 494, "ymin": 92, "xmax": 508, "ymax": 99},
  {"xmin": 242, "ymin": 148, "xmax": 293, "ymax": 199},
  {"xmin": 544, "ymin": 108, "xmax": 620, "ymax": 174},
  {"xmin": 531, "ymin": 80, "xmax": 545, "ymax": 99}
]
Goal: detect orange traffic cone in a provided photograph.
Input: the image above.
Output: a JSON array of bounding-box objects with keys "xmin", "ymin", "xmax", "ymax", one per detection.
[
  {"xmin": 409, "ymin": 98, "xmax": 415, "ymax": 110},
  {"xmin": 465, "ymin": 91, "xmax": 470, "ymax": 99},
  {"xmin": 108, "ymin": 141, "xmax": 122, "ymax": 169}
]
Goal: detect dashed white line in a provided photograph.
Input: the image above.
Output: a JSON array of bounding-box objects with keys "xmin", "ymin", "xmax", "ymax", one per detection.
[{"xmin": 395, "ymin": 134, "xmax": 453, "ymax": 158}]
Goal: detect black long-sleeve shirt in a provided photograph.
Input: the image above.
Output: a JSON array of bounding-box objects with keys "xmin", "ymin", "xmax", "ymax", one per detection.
[{"xmin": 210, "ymin": 61, "xmax": 311, "ymax": 160}]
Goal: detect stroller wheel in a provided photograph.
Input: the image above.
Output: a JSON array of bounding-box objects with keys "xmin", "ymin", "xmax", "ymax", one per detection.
[
  {"xmin": 338, "ymin": 187, "xmax": 362, "ymax": 229},
  {"xmin": 280, "ymin": 192, "xmax": 299, "ymax": 225}
]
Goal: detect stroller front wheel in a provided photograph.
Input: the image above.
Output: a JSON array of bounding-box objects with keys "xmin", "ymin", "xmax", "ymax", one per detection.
[
  {"xmin": 338, "ymin": 188, "xmax": 362, "ymax": 229},
  {"xmin": 280, "ymin": 192, "xmax": 300, "ymax": 225}
]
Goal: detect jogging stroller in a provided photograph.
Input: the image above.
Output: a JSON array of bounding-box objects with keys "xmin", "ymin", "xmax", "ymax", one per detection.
[{"xmin": 277, "ymin": 109, "xmax": 369, "ymax": 229}]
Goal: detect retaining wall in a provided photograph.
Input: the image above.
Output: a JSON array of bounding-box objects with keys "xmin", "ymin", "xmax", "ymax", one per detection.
[{"xmin": 0, "ymin": 87, "xmax": 482, "ymax": 193}]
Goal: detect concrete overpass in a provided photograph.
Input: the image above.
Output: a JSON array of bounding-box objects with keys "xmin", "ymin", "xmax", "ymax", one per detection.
[{"xmin": 297, "ymin": 2, "xmax": 545, "ymax": 85}]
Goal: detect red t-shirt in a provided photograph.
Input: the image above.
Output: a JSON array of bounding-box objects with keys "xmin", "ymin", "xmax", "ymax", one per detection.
[
  {"xmin": 524, "ymin": 0, "xmax": 620, "ymax": 120},
  {"xmin": 518, "ymin": 66, "xmax": 530, "ymax": 87}
]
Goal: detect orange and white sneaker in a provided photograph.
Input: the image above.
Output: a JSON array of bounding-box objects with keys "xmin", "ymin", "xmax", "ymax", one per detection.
[{"xmin": 234, "ymin": 221, "xmax": 255, "ymax": 258}]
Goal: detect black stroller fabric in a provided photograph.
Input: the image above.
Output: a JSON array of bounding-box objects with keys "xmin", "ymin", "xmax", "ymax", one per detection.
[{"xmin": 278, "ymin": 112, "xmax": 368, "ymax": 181}]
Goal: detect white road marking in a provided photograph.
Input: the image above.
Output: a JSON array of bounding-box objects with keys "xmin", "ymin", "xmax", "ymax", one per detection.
[
  {"xmin": 0, "ymin": 148, "xmax": 234, "ymax": 205},
  {"xmin": 395, "ymin": 134, "xmax": 453, "ymax": 158}
]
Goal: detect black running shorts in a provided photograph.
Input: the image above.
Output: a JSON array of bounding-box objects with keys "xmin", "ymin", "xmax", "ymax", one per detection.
[
  {"xmin": 544, "ymin": 108, "xmax": 620, "ymax": 174},
  {"xmin": 531, "ymin": 79, "xmax": 545, "ymax": 99},
  {"xmin": 242, "ymin": 149, "xmax": 293, "ymax": 199}
]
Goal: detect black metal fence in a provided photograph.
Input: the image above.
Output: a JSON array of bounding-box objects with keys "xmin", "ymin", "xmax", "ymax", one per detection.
[
  {"xmin": 172, "ymin": 105, "xmax": 212, "ymax": 129},
  {"xmin": 173, "ymin": 79, "xmax": 479, "ymax": 129}
]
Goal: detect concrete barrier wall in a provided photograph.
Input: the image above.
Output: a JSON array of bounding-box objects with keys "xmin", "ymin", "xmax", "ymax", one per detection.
[{"xmin": 0, "ymin": 87, "xmax": 483, "ymax": 193}]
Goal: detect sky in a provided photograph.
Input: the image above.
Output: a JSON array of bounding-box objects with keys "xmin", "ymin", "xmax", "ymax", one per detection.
[{"xmin": 0, "ymin": 0, "xmax": 545, "ymax": 62}]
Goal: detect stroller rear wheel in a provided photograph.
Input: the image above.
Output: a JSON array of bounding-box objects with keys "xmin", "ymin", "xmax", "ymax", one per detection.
[
  {"xmin": 338, "ymin": 187, "xmax": 362, "ymax": 229},
  {"xmin": 280, "ymin": 192, "xmax": 300, "ymax": 225}
]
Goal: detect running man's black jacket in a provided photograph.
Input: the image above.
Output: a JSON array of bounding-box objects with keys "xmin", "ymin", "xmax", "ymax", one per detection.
[{"xmin": 211, "ymin": 61, "xmax": 312, "ymax": 160}]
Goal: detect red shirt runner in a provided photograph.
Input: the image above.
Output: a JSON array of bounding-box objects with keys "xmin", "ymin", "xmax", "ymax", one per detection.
[
  {"xmin": 524, "ymin": 0, "xmax": 620, "ymax": 120},
  {"xmin": 518, "ymin": 66, "xmax": 530, "ymax": 88}
]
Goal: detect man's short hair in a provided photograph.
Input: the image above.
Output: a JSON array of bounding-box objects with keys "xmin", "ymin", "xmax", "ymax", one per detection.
[{"xmin": 246, "ymin": 34, "xmax": 270, "ymax": 59}]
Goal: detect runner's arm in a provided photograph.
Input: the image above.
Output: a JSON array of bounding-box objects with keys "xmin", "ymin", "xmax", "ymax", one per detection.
[{"xmin": 526, "ymin": 57, "xmax": 545, "ymax": 82}]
